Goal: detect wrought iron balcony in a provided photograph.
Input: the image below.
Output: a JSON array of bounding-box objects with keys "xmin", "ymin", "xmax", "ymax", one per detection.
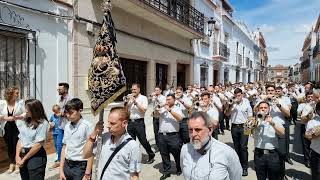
[
  {"xmin": 301, "ymin": 58, "xmax": 310, "ymax": 69},
  {"xmin": 314, "ymin": 42, "xmax": 320, "ymax": 58},
  {"xmin": 213, "ymin": 42, "xmax": 230, "ymax": 60},
  {"xmin": 249, "ymin": 61, "xmax": 253, "ymax": 69},
  {"xmin": 237, "ymin": 54, "xmax": 242, "ymax": 66},
  {"xmin": 139, "ymin": 0, "xmax": 204, "ymax": 34}
]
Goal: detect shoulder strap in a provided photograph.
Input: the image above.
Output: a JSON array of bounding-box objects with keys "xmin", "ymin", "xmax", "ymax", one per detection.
[{"xmin": 100, "ymin": 137, "xmax": 133, "ymax": 180}]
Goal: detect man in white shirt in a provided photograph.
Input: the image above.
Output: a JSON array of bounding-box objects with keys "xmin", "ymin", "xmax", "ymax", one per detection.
[
  {"xmin": 253, "ymin": 101, "xmax": 285, "ymax": 180},
  {"xmin": 305, "ymin": 102, "xmax": 320, "ymax": 180},
  {"xmin": 125, "ymin": 83, "xmax": 155, "ymax": 164},
  {"xmin": 83, "ymin": 107, "xmax": 141, "ymax": 180},
  {"xmin": 264, "ymin": 84, "xmax": 291, "ymax": 179},
  {"xmin": 175, "ymin": 87, "xmax": 192, "ymax": 144},
  {"xmin": 150, "ymin": 86, "xmax": 166, "ymax": 150},
  {"xmin": 180, "ymin": 111, "xmax": 242, "ymax": 180},
  {"xmin": 199, "ymin": 92, "xmax": 219, "ymax": 139},
  {"xmin": 225, "ymin": 88, "xmax": 252, "ymax": 176},
  {"xmin": 297, "ymin": 91, "xmax": 315, "ymax": 168},
  {"xmin": 158, "ymin": 94, "xmax": 184, "ymax": 180}
]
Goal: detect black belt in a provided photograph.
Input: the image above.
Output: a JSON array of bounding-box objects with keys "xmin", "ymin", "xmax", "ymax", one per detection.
[
  {"xmin": 65, "ymin": 159, "xmax": 87, "ymax": 166},
  {"xmin": 232, "ymin": 123, "xmax": 244, "ymax": 127},
  {"xmin": 129, "ymin": 118, "xmax": 144, "ymax": 122},
  {"xmin": 159, "ymin": 132, "xmax": 178, "ymax": 136},
  {"xmin": 255, "ymin": 148, "xmax": 276, "ymax": 155}
]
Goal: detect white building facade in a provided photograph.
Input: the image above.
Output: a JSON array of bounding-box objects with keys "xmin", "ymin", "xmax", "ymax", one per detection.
[
  {"xmin": 0, "ymin": 0, "xmax": 73, "ymax": 113},
  {"xmin": 193, "ymin": 0, "xmax": 262, "ymax": 85}
]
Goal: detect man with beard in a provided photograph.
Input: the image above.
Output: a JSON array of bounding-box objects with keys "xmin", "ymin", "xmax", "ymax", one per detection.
[{"xmin": 180, "ymin": 111, "xmax": 242, "ymax": 180}]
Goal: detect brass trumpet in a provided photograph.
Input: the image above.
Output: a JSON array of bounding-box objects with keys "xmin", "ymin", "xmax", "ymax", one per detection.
[
  {"xmin": 244, "ymin": 112, "xmax": 265, "ymax": 135},
  {"xmin": 123, "ymin": 94, "xmax": 134, "ymax": 103}
]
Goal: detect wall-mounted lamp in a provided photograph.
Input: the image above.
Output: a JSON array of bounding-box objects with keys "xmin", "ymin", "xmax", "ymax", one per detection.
[{"xmin": 207, "ymin": 17, "xmax": 216, "ymax": 37}]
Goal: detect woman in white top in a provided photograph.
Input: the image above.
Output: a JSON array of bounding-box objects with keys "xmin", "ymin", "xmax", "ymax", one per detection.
[
  {"xmin": 15, "ymin": 99, "xmax": 49, "ymax": 180},
  {"xmin": 0, "ymin": 86, "xmax": 25, "ymax": 173}
]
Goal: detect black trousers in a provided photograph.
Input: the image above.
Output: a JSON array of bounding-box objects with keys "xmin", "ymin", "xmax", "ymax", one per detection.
[
  {"xmin": 3, "ymin": 121, "xmax": 19, "ymax": 163},
  {"xmin": 254, "ymin": 148, "xmax": 282, "ymax": 180},
  {"xmin": 212, "ymin": 128, "xmax": 219, "ymax": 140},
  {"xmin": 231, "ymin": 124, "xmax": 249, "ymax": 169},
  {"xmin": 219, "ymin": 111, "xmax": 225, "ymax": 132},
  {"xmin": 290, "ymin": 100, "xmax": 298, "ymax": 124},
  {"xmin": 277, "ymin": 121, "xmax": 290, "ymax": 177},
  {"xmin": 158, "ymin": 133, "xmax": 182, "ymax": 174},
  {"xmin": 153, "ymin": 117, "xmax": 160, "ymax": 147},
  {"xmin": 179, "ymin": 118, "xmax": 190, "ymax": 144},
  {"xmin": 225, "ymin": 115, "xmax": 230, "ymax": 130},
  {"xmin": 311, "ymin": 150, "xmax": 320, "ymax": 180},
  {"xmin": 300, "ymin": 123, "xmax": 311, "ymax": 164},
  {"xmin": 20, "ymin": 147, "xmax": 47, "ymax": 180},
  {"xmin": 127, "ymin": 118, "xmax": 154, "ymax": 157},
  {"xmin": 64, "ymin": 159, "xmax": 87, "ymax": 180}
]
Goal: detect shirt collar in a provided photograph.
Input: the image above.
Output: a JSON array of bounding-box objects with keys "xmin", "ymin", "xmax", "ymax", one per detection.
[{"xmin": 110, "ymin": 132, "xmax": 130, "ymax": 148}]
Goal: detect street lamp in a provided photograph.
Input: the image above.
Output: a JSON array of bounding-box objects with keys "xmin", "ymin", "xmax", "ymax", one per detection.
[{"xmin": 207, "ymin": 17, "xmax": 216, "ymax": 37}]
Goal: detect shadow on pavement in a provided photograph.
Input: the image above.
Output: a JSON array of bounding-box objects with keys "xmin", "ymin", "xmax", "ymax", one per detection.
[
  {"xmin": 286, "ymin": 168, "xmax": 311, "ymax": 180},
  {"xmin": 153, "ymin": 161, "xmax": 177, "ymax": 174}
]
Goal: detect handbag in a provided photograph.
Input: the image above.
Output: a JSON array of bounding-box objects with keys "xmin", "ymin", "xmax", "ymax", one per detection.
[{"xmin": 100, "ymin": 137, "xmax": 133, "ymax": 180}]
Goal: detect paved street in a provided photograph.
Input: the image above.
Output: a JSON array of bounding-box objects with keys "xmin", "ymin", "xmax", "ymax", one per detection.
[{"xmin": 0, "ymin": 106, "xmax": 312, "ymax": 180}]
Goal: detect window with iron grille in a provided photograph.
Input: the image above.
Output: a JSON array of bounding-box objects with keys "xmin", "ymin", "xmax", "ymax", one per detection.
[{"xmin": 0, "ymin": 30, "xmax": 30, "ymax": 99}]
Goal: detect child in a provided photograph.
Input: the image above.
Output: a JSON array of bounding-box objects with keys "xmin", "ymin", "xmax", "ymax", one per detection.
[
  {"xmin": 49, "ymin": 104, "xmax": 64, "ymax": 168},
  {"xmin": 59, "ymin": 98, "xmax": 93, "ymax": 180}
]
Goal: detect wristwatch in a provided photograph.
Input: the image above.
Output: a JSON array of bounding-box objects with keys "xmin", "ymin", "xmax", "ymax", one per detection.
[{"xmin": 89, "ymin": 135, "xmax": 96, "ymax": 143}]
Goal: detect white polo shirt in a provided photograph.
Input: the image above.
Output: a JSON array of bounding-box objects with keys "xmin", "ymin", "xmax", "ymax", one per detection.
[
  {"xmin": 62, "ymin": 118, "xmax": 93, "ymax": 161},
  {"xmin": 198, "ymin": 106, "xmax": 219, "ymax": 124},
  {"xmin": 269, "ymin": 96, "xmax": 291, "ymax": 125},
  {"xmin": 253, "ymin": 118, "xmax": 284, "ymax": 150},
  {"xmin": 306, "ymin": 116, "xmax": 320, "ymax": 154},
  {"xmin": 180, "ymin": 137, "xmax": 242, "ymax": 180},
  {"xmin": 211, "ymin": 95, "xmax": 223, "ymax": 112},
  {"xmin": 230, "ymin": 98, "xmax": 253, "ymax": 124},
  {"xmin": 94, "ymin": 132, "xmax": 141, "ymax": 180},
  {"xmin": 17, "ymin": 120, "xmax": 49, "ymax": 148},
  {"xmin": 159, "ymin": 106, "xmax": 184, "ymax": 133},
  {"xmin": 128, "ymin": 94, "xmax": 148, "ymax": 120}
]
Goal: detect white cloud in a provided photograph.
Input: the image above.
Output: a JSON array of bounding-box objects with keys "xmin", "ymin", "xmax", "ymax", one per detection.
[
  {"xmin": 293, "ymin": 23, "xmax": 312, "ymax": 33},
  {"xmin": 259, "ymin": 24, "xmax": 276, "ymax": 33}
]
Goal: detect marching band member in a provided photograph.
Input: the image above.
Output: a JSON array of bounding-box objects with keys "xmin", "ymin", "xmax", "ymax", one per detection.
[
  {"xmin": 158, "ymin": 94, "xmax": 184, "ymax": 180},
  {"xmin": 305, "ymin": 102, "xmax": 320, "ymax": 180},
  {"xmin": 198, "ymin": 92, "xmax": 219, "ymax": 139},
  {"xmin": 297, "ymin": 91, "xmax": 315, "ymax": 168},
  {"xmin": 253, "ymin": 101, "xmax": 285, "ymax": 180},
  {"xmin": 180, "ymin": 111, "xmax": 242, "ymax": 180},
  {"xmin": 163, "ymin": 84, "xmax": 174, "ymax": 97},
  {"xmin": 213, "ymin": 85, "xmax": 224, "ymax": 135},
  {"xmin": 225, "ymin": 88, "xmax": 253, "ymax": 176},
  {"xmin": 125, "ymin": 83, "xmax": 155, "ymax": 164},
  {"xmin": 263, "ymin": 84, "xmax": 291, "ymax": 179},
  {"xmin": 150, "ymin": 86, "xmax": 166, "ymax": 151},
  {"xmin": 175, "ymin": 87, "xmax": 192, "ymax": 144}
]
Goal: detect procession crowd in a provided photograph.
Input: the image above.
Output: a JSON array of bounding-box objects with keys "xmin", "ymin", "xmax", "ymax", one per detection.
[{"xmin": 0, "ymin": 81, "xmax": 320, "ymax": 180}]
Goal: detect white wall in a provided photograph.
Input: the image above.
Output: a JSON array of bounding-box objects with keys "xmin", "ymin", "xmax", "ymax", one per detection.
[{"xmin": 0, "ymin": 0, "xmax": 72, "ymax": 114}]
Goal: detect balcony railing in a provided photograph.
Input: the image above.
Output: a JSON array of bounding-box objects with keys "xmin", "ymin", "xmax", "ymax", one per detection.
[
  {"xmin": 140, "ymin": 0, "xmax": 204, "ymax": 34},
  {"xmin": 237, "ymin": 54, "xmax": 242, "ymax": 66},
  {"xmin": 213, "ymin": 42, "xmax": 230, "ymax": 59},
  {"xmin": 249, "ymin": 61, "xmax": 253, "ymax": 69},
  {"xmin": 301, "ymin": 59, "xmax": 310, "ymax": 69}
]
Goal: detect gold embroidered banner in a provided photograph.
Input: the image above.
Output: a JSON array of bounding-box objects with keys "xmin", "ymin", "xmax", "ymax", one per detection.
[{"xmin": 88, "ymin": 5, "xmax": 126, "ymax": 115}]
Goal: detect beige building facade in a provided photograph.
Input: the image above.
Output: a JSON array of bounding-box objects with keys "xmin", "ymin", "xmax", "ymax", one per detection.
[
  {"xmin": 72, "ymin": 0, "xmax": 204, "ymax": 112},
  {"xmin": 268, "ymin": 65, "xmax": 290, "ymax": 83}
]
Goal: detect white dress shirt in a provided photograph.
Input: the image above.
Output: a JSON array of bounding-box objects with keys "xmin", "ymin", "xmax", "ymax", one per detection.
[
  {"xmin": 230, "ymin": 98, "xmax": 253, "ymax": 124},
  {"xmin": 128, "ymin": 94, "xmax": 148, "ymax": 120},
  {"xmin": 175, "ymin": 95, "xmax": 192, "ymax": 118},
  {"xmin": 17, "ymin": 120, "xmax": 49, "ymax": 148},
  {"xmin": 159, "ymin": 106, "xmax": 183, "ymax": 133},
  {"xmin": 306, "ymin": 116, "xmax": 320, "ymax": 154}
]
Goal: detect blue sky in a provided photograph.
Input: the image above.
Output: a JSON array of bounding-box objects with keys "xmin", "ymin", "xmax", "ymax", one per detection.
[{"xmin": 229, "ymin": 0, "xmax": 320, "ymax": 66}]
